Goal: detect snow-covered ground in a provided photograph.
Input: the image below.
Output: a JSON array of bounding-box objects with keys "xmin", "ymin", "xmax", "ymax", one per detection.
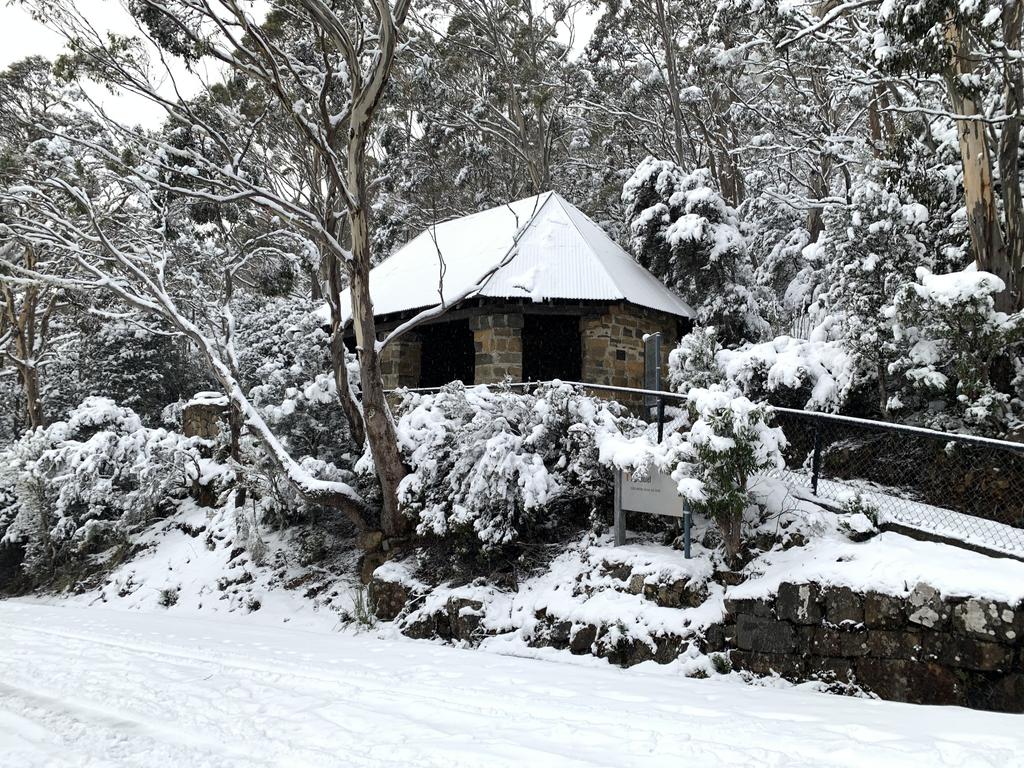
[{"xmin": 2, "ymin": 601, "xmax": 1022, "ymax": 768}]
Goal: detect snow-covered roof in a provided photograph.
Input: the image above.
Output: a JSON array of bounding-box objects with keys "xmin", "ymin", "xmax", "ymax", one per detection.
[{"xmin": 333, "ymin": 191, "xmax": 694, "ymax": 322}]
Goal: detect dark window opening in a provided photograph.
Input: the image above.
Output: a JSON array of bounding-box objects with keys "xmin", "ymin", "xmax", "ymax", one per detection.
[
  {"xmin": 417, "ymin": 319, "xmax": 475, "ymax": 388},
  {"xmin": 522, "ymin": 314, "xmax": 581, "ymax": 382}
]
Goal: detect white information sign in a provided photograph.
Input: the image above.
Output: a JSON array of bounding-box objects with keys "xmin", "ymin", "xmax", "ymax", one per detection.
[{"xmin": 619, "ymin": 466, "xmax": 684, "ymax": 518}]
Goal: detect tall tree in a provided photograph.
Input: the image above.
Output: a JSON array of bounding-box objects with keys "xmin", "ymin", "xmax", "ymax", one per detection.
[{"xmin": 15, "ymin": 0, "xmax": 418, "ymax": 538}]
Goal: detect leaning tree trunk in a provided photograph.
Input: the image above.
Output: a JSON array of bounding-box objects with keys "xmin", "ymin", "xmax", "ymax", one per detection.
[{"xmin": 346, "ymin": 127, "xmax": 409, "ymax": 540}]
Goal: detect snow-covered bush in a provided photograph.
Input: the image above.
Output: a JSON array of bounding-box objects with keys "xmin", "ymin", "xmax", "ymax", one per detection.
[
  {"xmin": 741, "ymin": 181, "xmax": 817, "ymax": 320},
  {"xmin": 668, "ymin": 327, "xmax": 858, "ymax": 413},
  {"xmin": 395, "ymin": 382, "xmax": 640, "ymax": 562},
  {"xmin": 819, "ymin": 177, "xmax": 928, "ymax": 415},
  {"xmin": 42, "ymin": 315, "xmax": 210, "ymax": 427},
  {"xmin": 234, "ymin": 296, "xmax": 355, "ymax": 463},
  {"xmin": 623, "ymin": 157, "xmax": 766, "ymax": 344},
  {"xmin": 667, "ymin": 326, "xmax": 724, "ymax": 392},
  {"xmin": 838, "ymin": 492, "xmax": 880, "ymax": 542},
  {"xmin": 0, "ymin": 398, "xmax": 199, "ymax": 585},
  {"xmin": 600, "ymin": 386, "xmax": 786, "ymax": 565},
  {"xmin": 894, "ymin": 267, "xmax": 1024, "ymax": 432},
  {"xmin": 667, "ymin": 387, "xmax": 786, "ymax": 565},
  {"xmin": 714, "ymin": 334, "xmax": 859, "ymax": 412}
]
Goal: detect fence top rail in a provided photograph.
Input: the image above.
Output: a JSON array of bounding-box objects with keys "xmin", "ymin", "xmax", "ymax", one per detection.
[
  {"xmin": 768, "ymin": 407, "xmax": 1024, "ymax": 453},
  {"xmin": 384, "ymin": 379, "xmax": 1024, "ymax": 454}
]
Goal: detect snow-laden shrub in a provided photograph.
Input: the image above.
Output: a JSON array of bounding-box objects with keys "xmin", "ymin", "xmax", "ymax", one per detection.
[
  {"xmin": 668, "ymin": 327, "xmax": 858, "ymax": 412},
  {"xmin": 234, "ymin": 296, "xmax": 356, "ymax": 464},
  {"xmin": 667, "ymin": 326, "xmax": 724, "ymax": 391},
  {"xmin": 395, "ymin": 382, "xmax": 640, "ymax": 558},
  {"xmin": 667, "ymin": 387, "xmax": 786, "ymax": 564},
  {"xmin": 40, "ymin": 314, "xmax": 210, "ymax": 428},
  {"xmin": 819, "ymin": 177, "xmax": 928, "ymax": 415},
  {"xmin": 622, "ymin": 157, "xmax": 766, "ymax": 344},
  {"xmin": 600, "ymin": 386, "xmax": 786, "ymax": 565},
  {"xmin": 714, "ymin": 333, "xmax": 859, "ymax": 412},
  {"xmin": 0, "ymin": 397, "xmax": 198, "ymax": 584},
  {"xmin": 894, "ymin": 267, "xmax": 1024, "ymax": 432}
]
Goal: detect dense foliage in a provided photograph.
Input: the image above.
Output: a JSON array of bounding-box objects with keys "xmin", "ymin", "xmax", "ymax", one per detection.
[
  {"xmin": 0, "ymin": 398, "xmax": 198, "ymax": 587},
  {"xmin": 395, "ymin": 383, "xmax": 640, "ymax": 561}
]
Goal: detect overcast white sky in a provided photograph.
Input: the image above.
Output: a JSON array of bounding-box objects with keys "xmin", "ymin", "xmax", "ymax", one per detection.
[{"xmin": 0, "ymin": 1, "xmax": 203, "ymax": 128}]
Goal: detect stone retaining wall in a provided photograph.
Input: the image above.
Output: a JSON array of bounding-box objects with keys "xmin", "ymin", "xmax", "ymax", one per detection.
[
  {"xmin": 369, "ymin": 562, "xmax": 1024, "ymax": 712},
  {"xmin": 726, "ymin": 583, "xmax": 1024, "ymax": 711}
]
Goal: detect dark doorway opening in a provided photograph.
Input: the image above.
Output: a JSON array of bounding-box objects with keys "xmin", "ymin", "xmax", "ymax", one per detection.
[
  {"xmin": 522, "ymin": 314, "xmax": 582, "ymax": 382},
  {"xmin": 417, "ymin": 319, "xmax": 475, "ymax": 387}
]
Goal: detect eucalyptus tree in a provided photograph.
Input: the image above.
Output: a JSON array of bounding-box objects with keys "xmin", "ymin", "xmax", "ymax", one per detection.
[
  {"xmin": 376, "ymin": 0, "xmax": 587, "ymax": 234},
  {"xmin": 11, "ymin": 0, "xmax": 420, "ymax": 539}
]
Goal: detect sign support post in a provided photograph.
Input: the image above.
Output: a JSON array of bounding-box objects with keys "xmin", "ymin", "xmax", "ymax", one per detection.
[
  {"xmin": 682, "ymin": 503, "xmax": 692, "ymax": 559},
  {"xmin": 613, "ymin": 468, "xmax": 626, "ymax": 546}
]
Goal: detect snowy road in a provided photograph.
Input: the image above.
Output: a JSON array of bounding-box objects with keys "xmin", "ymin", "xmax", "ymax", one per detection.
[{"xmin": 1, "ymin": 602, "xmax": 1021, "ymax": 768}]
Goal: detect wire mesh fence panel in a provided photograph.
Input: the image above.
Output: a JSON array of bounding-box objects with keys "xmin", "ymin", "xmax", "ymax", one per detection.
[{"xmin": 766, "ymin": 409, "xmax": 1024, "ymax": 557}]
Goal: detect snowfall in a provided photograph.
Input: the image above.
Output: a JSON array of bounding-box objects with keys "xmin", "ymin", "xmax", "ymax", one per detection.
[{"xmin": 1, "ymin": 599, "xmax": 1022, "ymax": 768}]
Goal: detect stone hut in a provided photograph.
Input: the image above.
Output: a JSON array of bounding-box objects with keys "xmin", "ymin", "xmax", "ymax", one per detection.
[{"xmin": 337, "ymin": 192, "xmax": 694, "ymax": 390}]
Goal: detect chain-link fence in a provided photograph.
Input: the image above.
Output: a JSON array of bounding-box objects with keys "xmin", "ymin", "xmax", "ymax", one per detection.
[{"xmin": 765, "ymin": 408, "xmax": 1024, "ymax": 557}]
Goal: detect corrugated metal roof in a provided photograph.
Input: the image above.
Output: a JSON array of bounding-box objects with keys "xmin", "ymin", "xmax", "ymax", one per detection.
[{"xmin": 336, "ymin": 191, "xmax": 694, "ymax": 322}]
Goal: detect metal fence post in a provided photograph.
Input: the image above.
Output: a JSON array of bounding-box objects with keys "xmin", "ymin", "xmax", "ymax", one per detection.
[
  {"xmin": 682, "ymin": 503, "xmax": 692, "ymax": 559},
  {"xmin": 657, "ymin": 395, "xmax": 665, "ymax": 443},
  {"xmin": 613, "ymin": 468, "xmax": 626, "ymax": 546},
  {"xmin": 811, "ymin": 419, "xmax": 822, "ymax": 496}
]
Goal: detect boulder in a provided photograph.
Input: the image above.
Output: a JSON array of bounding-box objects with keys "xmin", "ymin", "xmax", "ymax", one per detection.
[
  {"xmin": 601, "ymin": 561, "xmax": 632, "ymax": 582},
  {"xmin": 569, "ymin": 624, "xmax": 598, "ymax": 655},
  {"xmin": 643, "ymin": 577, "xmax": 707, "ymax": 609},
  {"xmin": 597, "ymin": 634, "xmax": 655, "ymax": 668},
  {"xmin": 368, "ymin": 574, "xmax": 412, "ymax": 622},
  {"xmin": 653, "ymin": 635, "xmax": 689, "ymax": 664},
  {"xmin": 447, "ymin": 597, "xmax": 485, "ymax": 644},
  {"xmin": 402, "ymin": 610, "xmax": 448, "ymax": 640},
  {"xmin": 699, "ymin": 623, "xmax": 727, "ymax": 653}
]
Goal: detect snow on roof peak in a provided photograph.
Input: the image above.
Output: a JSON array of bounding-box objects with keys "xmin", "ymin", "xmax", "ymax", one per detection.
[{"xmin": 332, "ymin": 191, "xmax": 694, "ymax": 323}]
